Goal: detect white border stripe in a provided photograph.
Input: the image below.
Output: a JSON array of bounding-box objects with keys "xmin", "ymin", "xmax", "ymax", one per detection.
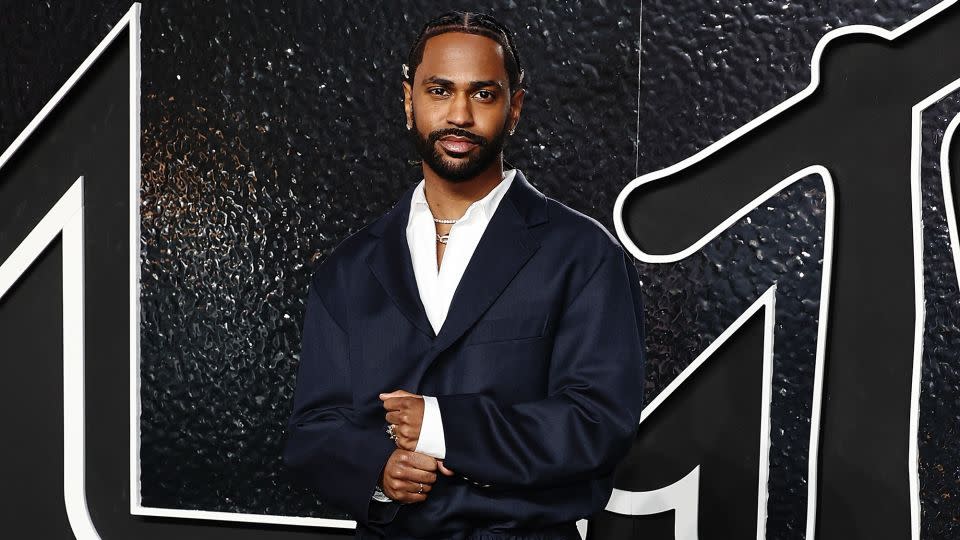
[
  {"xmin": 62, "ymin": 182, "xmax": 95, "ymax": 539},
  {"xmin": 0, "ymin": 182, "xmax": 84, "ymax": 299},
  {"xmin": 908, "ymin": 74, "xmax": 960, "ymax": 540},
  {"xmin": 0, "ymin": 179, "xmax": 97, "ymax": 539},
  {"xmin": 0, "ymin": 7, "xmax": 137, "ymax": 174},
  {"xmin": 134, "ymin": 506, "xmax": 357, "ymax": 528},
  {"xmin": 129, "ymin": 0, "xmax": 143, "ymax": 519},
  {"xmin": 756, "ymin": 284, "xmax": 777, "ymax": 540}
]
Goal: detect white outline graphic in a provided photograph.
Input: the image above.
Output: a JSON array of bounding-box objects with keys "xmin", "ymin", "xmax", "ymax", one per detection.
[
  {"xmin": 0, "ymin": 6, "xmax": 139, "ymax": 172},
  {"xmin": 0, "ymin": 3, "xmax": 141, "ymax": 539},
  {"xmin": 613, "ymin": 2, "xmax": 956, "ymax": 539},
  {"xmin": 608, "ymin": 466, "xmax": 701, "ymax": 540},
  {"xmin": 616, "ymin": 0, "xmax": 956, "ymax": 263},
  {"xmin": 608, "ymin": 166, "xmax": 833, "ymax": 540},
  {"xmin": 907, "ymin": 74, "xmax": 960, "ymax": 540},
  {"xmin": 608, "ymin": 286, "xmax": 778, "ymax": 540},
  {"xmin": 1, "ymin": 0, "xmax": 955, "ymax": 536},
  {"xmin": 124, "ymin": 0, "xmax": 950, "ymax": 532},
  {"xmin": 0, "ymin": 179, "xmax": 94, "ymax": 539}
]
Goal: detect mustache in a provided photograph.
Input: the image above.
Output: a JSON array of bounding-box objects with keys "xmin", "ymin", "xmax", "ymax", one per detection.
[{"xmin": 428, "ymin": 128, "xmax": 485, "ymax": 146}]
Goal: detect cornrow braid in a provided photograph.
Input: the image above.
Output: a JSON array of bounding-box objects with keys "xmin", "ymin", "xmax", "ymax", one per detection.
[{"xmin": 403, "ymin": 11, "xmax": 525, "ymax": 93}]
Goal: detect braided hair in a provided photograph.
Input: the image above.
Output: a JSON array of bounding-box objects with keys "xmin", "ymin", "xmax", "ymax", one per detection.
[{"xmin": 404, "ymin": 11, "xmax": 526, "ymax": 94}]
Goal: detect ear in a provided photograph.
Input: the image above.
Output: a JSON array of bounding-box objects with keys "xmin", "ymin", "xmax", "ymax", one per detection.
[
  {"xmin": 508, "ymin": 88, "xmax": 526, "ymax": 133},
  {"xmin": 402, "ymin": 81, "xmax": 413, "ymax": 129}
]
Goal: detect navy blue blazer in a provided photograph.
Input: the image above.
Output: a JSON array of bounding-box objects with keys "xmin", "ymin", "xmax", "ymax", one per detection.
[{"xmin": 283, "ymin": 170, "xmax": 646, "ymax": 539}]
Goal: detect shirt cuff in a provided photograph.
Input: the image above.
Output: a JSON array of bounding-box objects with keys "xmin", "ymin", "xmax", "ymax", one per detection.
[
  {"xmin": 414, "ymin": 395, "xmax": 446, "ymax": 459},
  {"xmin": 372, "ymin": 485, "xmax": 393, "ymax": 503}
]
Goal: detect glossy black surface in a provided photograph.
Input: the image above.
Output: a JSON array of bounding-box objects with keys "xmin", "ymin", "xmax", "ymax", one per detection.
[
  {"xmin": 1, "ymin": 1, "xmax": 954, "ymax": 538},
  {"xmin": 918, "ymin": 90, "xmax": 960, "ymax": 540}
]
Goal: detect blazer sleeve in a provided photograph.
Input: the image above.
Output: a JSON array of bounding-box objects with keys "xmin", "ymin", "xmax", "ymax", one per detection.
[
  {"xmin": 435, "ymin": 248, "xmax": 646, "ymax": 490},
  {"xmin": 283, "ymin": 271, "xmax": 401, "ymax": 529}
]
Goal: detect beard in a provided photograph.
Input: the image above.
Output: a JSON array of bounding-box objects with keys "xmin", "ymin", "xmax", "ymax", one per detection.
[{"xmin": 410, "ymin": 108, "xmax": 511, "ymax": 182}]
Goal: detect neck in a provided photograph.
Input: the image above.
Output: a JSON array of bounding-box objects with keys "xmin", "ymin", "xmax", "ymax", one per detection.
[{"xmin": 421, "ymin": 157, "xmax": 506, "ymax": 220}]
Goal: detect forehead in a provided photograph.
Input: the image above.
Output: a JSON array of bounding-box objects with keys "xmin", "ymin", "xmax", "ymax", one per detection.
[{"xmin": 417, "ymin": 32, "xmax": 509, "ymax": 84}]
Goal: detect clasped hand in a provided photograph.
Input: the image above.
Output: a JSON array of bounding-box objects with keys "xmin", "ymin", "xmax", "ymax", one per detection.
[{"xmin": 378, "ymin": 389, "xmax": 454, "ymax": 503}]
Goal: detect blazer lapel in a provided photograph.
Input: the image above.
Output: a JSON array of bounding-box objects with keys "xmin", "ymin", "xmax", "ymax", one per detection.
[
  {"xmin": 431, "ymin": 170, "xmax": 549, "ymax": 354},
  {"xmin": 364, "ymin": 170, "xmax": 550, "ymax": 349},
  {"xmin": 365, "ymin": 184, "xmax": 435, "ymax": 337}
]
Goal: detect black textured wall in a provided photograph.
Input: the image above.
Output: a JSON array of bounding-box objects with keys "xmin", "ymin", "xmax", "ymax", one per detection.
[
  {"xmin": 4, "ymin": 1, "xmax": 960, "ymax": 539},
  {"xmin": 918, "ymin": 89, "xmax": 960, "ymax": 539}
]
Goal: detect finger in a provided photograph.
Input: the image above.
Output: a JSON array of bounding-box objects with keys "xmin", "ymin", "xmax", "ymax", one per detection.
[
  {"xmin": 395, "ymin": 397, "xmax": 416, "ymax": 410},
  {"xmin": 379, "ymin": 390, "xmax": 414, "ymax": 400},
  {"xmin": 397, "ymin": 465, "xmax": 438, "ymax": 485},
  {"xmin": 386, "ymin": 478, "xmax": 430, "ymax": 493},
  {"xmin": 384, "ymin": 477, "xmax": 433, "ymax": 496},
  {"xmin": 405, "ymin": 452, "xmax": 438, "ymax": 472},
  {"xmin": 382, "ymin": 397, "xmax": 405, "ymax": 411},
  {"xmin": 385, "ymin": 411, "xmax": 404, "ymax": 425},
  {"xmin": 404, "ymin": 479, "xmax": 433, "ymax": 494},
  {"xmin": 383, "ymin": 396, "xmax": 421, "ymax": 411},
  {"xmin": 397, "ymin": 436, "xmax": 416, "ymax": 451},
  {"xmin": 394, "ymin": 478, "xmax": 433, "ymax": 495},
  {"xmin": 437, "ymin": 460, "xmax": 456, "ymax": 476}
]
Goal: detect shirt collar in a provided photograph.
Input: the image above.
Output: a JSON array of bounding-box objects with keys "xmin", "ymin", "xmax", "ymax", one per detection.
[{"xmin": 410, "ymin": 168, "xmax": 518, "ymax": 223}]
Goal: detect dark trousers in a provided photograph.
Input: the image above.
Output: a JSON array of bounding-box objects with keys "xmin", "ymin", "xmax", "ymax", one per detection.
[{"xmin": 353, "ymin": 521, "xmax": 582, "ymax": 540}]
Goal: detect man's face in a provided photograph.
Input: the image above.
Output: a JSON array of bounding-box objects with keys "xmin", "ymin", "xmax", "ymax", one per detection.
[{"xmin": 404, "ymin": 32, "xmax": 524, "ymax": 182}]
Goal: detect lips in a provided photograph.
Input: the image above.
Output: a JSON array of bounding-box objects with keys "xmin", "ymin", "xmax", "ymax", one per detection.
[{"xmin": 438, "ymin": 137, "xmax": 478, "ymax": 154}]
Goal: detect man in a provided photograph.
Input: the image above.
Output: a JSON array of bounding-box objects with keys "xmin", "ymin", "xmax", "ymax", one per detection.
[{"xmin": 283, "ymin": 11, "xmax": 646, "ymax": 540}]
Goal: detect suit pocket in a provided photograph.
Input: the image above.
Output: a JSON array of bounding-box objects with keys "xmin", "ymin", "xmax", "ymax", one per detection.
[{"xmin": 463, "ymin": 314, "xmax": 547, "ymax": 346}]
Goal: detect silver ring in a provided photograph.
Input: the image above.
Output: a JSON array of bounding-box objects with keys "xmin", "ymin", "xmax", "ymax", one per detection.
[
  {"xmin": 386, "ymin": 424, "xmax": 398, "ymax": 441},
  {"xmin": 417, "ymin": 482, "xmax": 423, "ymax": 494}
]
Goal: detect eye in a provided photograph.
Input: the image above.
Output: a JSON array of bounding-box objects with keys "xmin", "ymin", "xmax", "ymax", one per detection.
[
  {"xmin": 475, "ymin": 90, "xmax": 496, "ymax": 101},
  {"xmin": 427, "ymin": 87, "xmax": 449, "ymax": 97}
]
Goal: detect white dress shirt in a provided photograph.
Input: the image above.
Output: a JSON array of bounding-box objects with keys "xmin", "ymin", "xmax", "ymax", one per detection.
[{"xmin": 373, "ymin": 168, "xmax": 516, "ymax": 502}]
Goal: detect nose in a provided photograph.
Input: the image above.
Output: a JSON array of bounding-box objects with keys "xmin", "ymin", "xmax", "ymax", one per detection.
[{"xmin": 445, "ymin": 91, "xmax": 474, "ymax": 127}]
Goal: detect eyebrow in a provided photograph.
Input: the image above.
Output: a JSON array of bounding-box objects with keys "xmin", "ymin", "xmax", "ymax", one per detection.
[{"xmin": 422, "ymin": 76, "xmax": 504, "ymax": 91}]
